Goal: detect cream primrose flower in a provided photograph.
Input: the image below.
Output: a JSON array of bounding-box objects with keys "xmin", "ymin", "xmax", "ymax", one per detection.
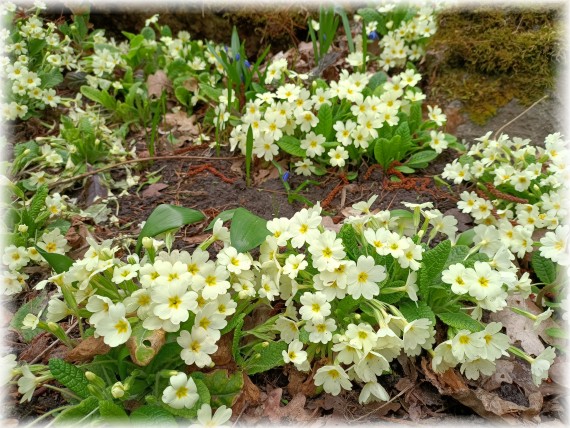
[
  {"xmin": 402, "ymin": 318, "xmax": 435, "ymax": 356},
  {"xmin": 363, "ymin": 227, "xmax": 392, "ymax": 256},
  {"xmin": 397, "ymin": 241, "xmax": 423, "ymax": 271},
  {"xmin": 86, "ymin": 295, "xmax": 114, "ymax": 326},
  {"xmin": 151, "ymin": 283, "xmax": 198, "ymax": 324},
  {"xmin": 353, "ymin": 351, "xmax": 390, "ymax": 383},
  {"xmin": 282, "ymin": 253, "xmax": 308, "ymax": 280},
  {"xmin": 216, "ymin": 246, "xmax": 251, "ymax": 275},
  {"xmin": 162, "ymin": 372, "xmax": 199, "ymax": 409},
  {"xmin": 266, "ymin": 217, "xmax": 293, "ymax": 246},
  {"xmin": 95, "ymin": 303, "xmax": 132, "ymax": 347},
  {"xmin": 193, "ymin": 264, "xmax": 230, "ymax": 300},
  {"xmin": 314, "ymin": 365, "xmax": 352, "ymax": 396},
  {"xmin": 359, "ymin": 381, "xmax": 390, "ymax": 404},
  {"xmin": 282, "ymin": 339, "xmax": 308, "ymax": 365},
  {"xmin": 194, "ymin": 305, "xmax": 226, "ymax": 340},
  {"xmin": 111, "ymin": 263, "xmax": 140, "ymax": 284},
  {"xmin": 299, "ymin": 291, "xmax": 331, "ymax": 323},
  {"xmin": 289, "ymin": 207, "xmax": 321, "ymax": 248},
  {"xmin": 177, "ymin": 327, "xmax": 218, "ymax": 367},
  {"xmin": 307, "ymin": 230, "xmax": 346, "ymax": 272},
  {"xmin": 539, "ymin": 225, "xmax": 569, "ymax": 265},
  {"xmin": 530, "ymin": 347, "xmax": 556, "ymax": 386},
  {"xmin": 463, "ymin": 261, "xmax": 504, "ymax": 301},
  {"xmin": 300, "ymin": 131, "xmax": 325, "ymax": 157},
  {"xmin": 352, "ymin": 194, "xmax": 378, "ymax": 215},
  {"xmin": 451, "ymin": 330, "xmax": 486, "ymax": 362},
  {"xmin": 212, "ymin": 293, "xmax": 237, "ymax": 317},
  {"xmin": 345, "ymin": 322, "xmax": 378, "ymax": 354},
  {"xmin": 305, "ymin": 318, "xmax": 336, "ymax": 344},
  {"xmin": 17, "ymin": 366, "xmax": 51, "ymax": 403},
  {"xmin": 275, "ymin": 316, "xmax": 300, "ymax": 343},
  {"xmin": 328, "ymin": 146, "xmax": 349, "ymax": 167},
  {"xmin": 258, "ymin": 273, "xmax": 280, "ymax": 301},
  {"xmin": 123, "ymin": 288, "xmax": 153, "ymax": 319},
  {"xmin": 190, "ymin": 404, "xmax": 232, "ymax": 427},
  {"xmin": 36, "ymin": 228, "xmax": 69, "ymax": 254},
  {"xmin": 480, "ymin": 322, "xmax": 509, "ymax": 360},
  {"xmin": 432, "ymin": 340, "xmax": 459, "ymax": 373},
  {"xmin": 441, "ymin": 263, "xmax": 469, "ymax": 295},
  {"xmin": 211, "ymin": 219, "xmax": 230, "ymax": 245},
  {"xmin": 0, "ymin": 354, "xmax": 18, "ymax": 386},
  {"xmin": 3, "ymin": 245, "xmax": 30, "ymax": 271},
  {"xmin": 346, "ymin": 255, "xmax": 386, "ymax": 299},
  {"xmin": 460, "ymin": 357, "xmax": 496, "ymax": 380}
]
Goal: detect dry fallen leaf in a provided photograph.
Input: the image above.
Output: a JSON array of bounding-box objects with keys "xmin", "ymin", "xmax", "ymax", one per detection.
[
  {"xmin": 263, "ymin": 388, "xmax": 315, "ymax": 423},
  {"xmin": 147, "ymin": 70, "xmax": 170, "ymax": 99},
  {"xmin": 65, "ymin": 336, "xmax": 111, "ymax": 363},
  {"xmin": 210, "ymin": 333, "xmax": 233, "ymax": 366},
  {"xmin": 232, "ymin": 373, "xmax": 261, "ymax": 417},
  {"xmin": 321, "ymin": 216, "xmax": 342, "ymax": 233},
  {"xmin": 164, "ymin": 111, "xmax": 199, "ymax": 134},
  {"xmin": 141, "ymin": 183, "xmax": 169, "ymax": 198},
  {"xmin": 182, "ymin": 234, "xmax": 212, "ymax": 245}
]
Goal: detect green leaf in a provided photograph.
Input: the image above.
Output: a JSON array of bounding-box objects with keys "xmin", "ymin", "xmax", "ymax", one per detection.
[
  {"xmin": 231, "ymin": 314, "xmax": 246, "ymax": 364},
  {"xmin": 10, "ymin": 293, "xmax": 46, "ymax": 342},
  {"xmin": 37, "ymin": 246, "xmax": 74, "ymax": 274},
  {"xmin": 205, "ymin": 208, "xmax": 237, "ymax": 231},
  {"xmin": 394, "ymin": 165, "xmax": 415, "ymax": 174},
  {"xmin": 338, "ymin": 224, "xmax": 361, "ymax": 260},
  {"xmin": 408, "ymin": 102, "xmax": 422, "ymax": 133},
  {"xmin": 174, "ymin": 86, "xmax": 191, "ymax": 106},
  {"xmin": 136, "ymin": 204, "xmax": 205, "ymax": 252},
  {"xmin": 437, "ymin": 311, "xmax": 483, "ymax": 332},
  {"xmin": 399, "ymin": 301, "xmax": 436, "ymax": 325},
  {"xmin": 127, "ymin": 324, "xmax": 164, "ymax": 366},
  {"xmin": 406, "ymin": 150, "xmax": 438, "ymax": 168},
  {"xmin": 314, "ymin": 104, "xmax": 333, "ymax": 139},
  {"xmin": 394, "ymin": 121, "xmax": 412, "ymax": 149},
  {"xmin": 531, "ymin": 251, "xmax": 557, "ymax": 284},
  {"xmin": 244, "ymin": 341, "xmax": 287, "ymax": 375},
  {"xmin": 455, "ymin": 229, "xmax": 476, "ymax": 247},
  {"xmin": 130, "ymin": 405, "xmax": 177, "ymax": 423},
  {"xmin": 29, "ymin": 184, "xmax": 48, "ymax": 221},
  {"xmin": 98, "ymin": 400, "xmax": 129, "ymax": 422},
  {"xmin": 419, "ymin": 240, "xmax": 452, "ymax": 295},
  {"xmin": 245, "ymin": 125, "xmax": 253, "ymax": 186},
  {"xmin": 199, "ymin": 82, "xmax": 222, "ymax": 101},
  {"xmin": 230, "ymin": 208, "xmax": 270, "ymax": 253},
  {"xmin": 54, "ymin": 396, "xmax": 98, "ymax": 422},
  {"xmin": 367, "ymin": 71, "xmax": 388, "ymax": 91},
  {"xmin": 80, "ymin": 85, "xmax": 117, "ymax": 111},
  {"xmin": 276, "ymin": 136, "xmax": 307, "ymax": 158},
  {"xmin": 48, "ymin": 358, "xmax": 90, "ymax": 399},
  {"xmin": 191, "ymin": 370, "xmax": 244, "ymax": 408},
  {"xmin": 373, "ymin": 136, "xmax": 400, "ymax": 170},
  {"xmin": 545, "ymin": 327, "xmax": 568, "ymax": 339},
  {"xmin": 357, "ymin": 8, "xmax": 383, "ymax": 24},
  {"xmin": 41, "ymin": 68, "xmax": 64, "ymax": 89}
]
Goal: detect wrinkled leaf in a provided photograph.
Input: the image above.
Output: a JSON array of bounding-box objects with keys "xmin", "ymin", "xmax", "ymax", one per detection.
[
  {"xmin": 191, "ymin": 370, "xmax": 244, "ymax": 408},
  {"xmin": 10, "ymin": 293, "xmax": 46, "ymax": 342},
  {"xmin": 49, "ymin": 358, "xmax": 90, "ymax": 399}
]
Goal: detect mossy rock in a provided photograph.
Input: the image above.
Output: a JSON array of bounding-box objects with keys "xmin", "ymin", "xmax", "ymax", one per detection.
[{"xmin": 425, "ymin": 7, "xmax": 563, "ymax": 124}]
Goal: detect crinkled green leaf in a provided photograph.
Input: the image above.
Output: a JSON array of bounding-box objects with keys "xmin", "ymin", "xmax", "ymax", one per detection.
[
  {"xmin": 244, "ymin": 341, "xmax": 287, "ymax": 375},
  {"xmin": 98, "ymin": 400, "xmax": 129, "ymax": 421},
  {"xmin": 276, "ymin": 135, "xmax": 307, "ymax": 158},
  {"xmin": 314, "ymin": 104, "xmax": 333, "ymax": 140},
  {"xmin": 531, "ymin": 251, "xmax": 557, "ymax": 284},
  {"xmin": 406, "ymin": 150, "xmax": 438, "ymax": 168},
  {"xmin": 437, "ymin": 311, "xmax": 483, "ymax": 332},
  {"xmin": 399, "ymin": 301, "xmax": 436, "ymax": 325},
  {"xmin": 54, "ymin": 396, "xmax": 98, "ymax": 423},
  {"xmin": 49, "ymin": 358, "xmax": 90, "ymax": 399},
  {"xmin": 10, "ymin": 293, "xmax": 46, "ymax": 342},
  {"xmin": 191, "ymin": 370, "xmax": 244, "ymax": 408},
  {"xmin": 419, "ymin": 240, "xmax": 452, "ymax": 295},
  {"xmin": 130, "ymin": 405, "xmax": 177, "ymax": 423}
]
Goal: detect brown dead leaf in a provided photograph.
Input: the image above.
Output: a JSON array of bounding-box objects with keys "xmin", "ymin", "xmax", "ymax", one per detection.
[
  {"xmin": 85, "ymin": 171, "xmax": 108, "ymax": 205},
  {"xmin": 65, "ymin": 217, "xmax": 90, "ymax": 251},
  {"xmin": 182, "ymin": 234, "xmax": 211, "ymax": 245},
  {"xmin": 490, "ymin": 295, "xmax": 562, "ymax": 355},
  {"xmin": 421, "ymin": 358, "xmax": 542, "ymax": 420},
  {"xmin": 127, "ymin": 329, "xmax": 166, "ymax": 366},
  {"xmin": 65, "ymin": 336, "xmax": 110, "ymax": 363},
  {"xmin": 230, "ymin": 158, "xmax": 245, "ymax": 178},
  {"xmin": 141, "ymin": 183, "xmax": 169, "ymax": 198},
  {"xmin": 147, "ymin": 70, "xmax": 170, "ymax": 99},
  {"xmin": 321, "ymin": 216, "xmax": 342, "ymax": 233},
  {"xmin": 210, "ymin": 333, "xmax": 233, "ymax": 366},
  {"xmin": 263, "ymin": 388, "xmax": 315, "ymax": 423},
  {"xmin": 18, "ymin": 333, "xmax": 50, "ymax": 363},
  {"xmin": 253, "ymin": 166, "xmax": 280, "ymax": 185},
  {"xmin": 164, "ymin": 111, "xmax": 199, "ymax": 134},
  {"xmin": 232, "ymin": 373, "xmax": 261, "ymax": 416},
  {"xmin": 287, "ymin": 366, "xmax": 318, "ymax": 397}
]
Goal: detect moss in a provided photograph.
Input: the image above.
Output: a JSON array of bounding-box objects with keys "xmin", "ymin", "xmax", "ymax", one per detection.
[{"xmin": 425, "ymin": 7, "xmax": 562, "ymax": 124}]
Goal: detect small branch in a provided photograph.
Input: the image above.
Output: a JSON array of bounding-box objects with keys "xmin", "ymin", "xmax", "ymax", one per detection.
[
  {"xmin": 49, "ymin": 154, "xmax": 242, "ymax": 188},
  {"xmin": 493, "ymin": 95, "xmax": 548, "ymax": 139}
]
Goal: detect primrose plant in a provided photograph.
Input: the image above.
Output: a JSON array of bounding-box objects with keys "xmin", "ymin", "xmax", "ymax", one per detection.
[
  {"xmin": 5, "ymin": 196, "xmax": 557, "ymax": 422},
  {"xmin": 1, "ymin": 1, "xmax": 78, "ymax": 120}
]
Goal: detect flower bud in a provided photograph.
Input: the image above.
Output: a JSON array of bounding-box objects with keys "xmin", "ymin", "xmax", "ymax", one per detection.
[
  {"xmin": 18, "ymin": 224, "xmax": 28, "ymax": 233},
  {"xmin": 111, "ymin": 381, "xmax": 126, "ymax": 398},
  {"xmin": 142, "ymin": 237, "xmax": 154, "ymax": 250}
]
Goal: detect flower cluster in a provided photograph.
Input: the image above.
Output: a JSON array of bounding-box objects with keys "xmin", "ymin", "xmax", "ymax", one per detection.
[
  {"xmin": 1, "ymin": 2, "xmax": 75, "ymax": 120},
  {"xmin": 352, "ymin": 4, "xmax": 438, "ymax": 71},
  {"xmin": 227, "ymin": 66, "xmax": 448, "ymax": 172},
  {"xmin": 18, "ymin": 195, "xmax": 555, "ymax": 416},
  {"xmin": 442, "ymin": 132, "xmax": 569, "ymax": 263}
]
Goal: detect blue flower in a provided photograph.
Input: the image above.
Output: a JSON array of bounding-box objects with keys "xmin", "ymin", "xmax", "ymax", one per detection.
[
  {"xmin": 282, "ymin": 171, "xmax": 290, "ymax": 182},
  {"xmin": 244, "ymin": 60, "xmax": 251, "ymax": 68},
  {"xmin": 368, "ymin": 31, "xmax": 379, "ymax": 40},
  {"xmin": 235, "ymin": 53, "xmax": 241, "ymax": 61}
]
